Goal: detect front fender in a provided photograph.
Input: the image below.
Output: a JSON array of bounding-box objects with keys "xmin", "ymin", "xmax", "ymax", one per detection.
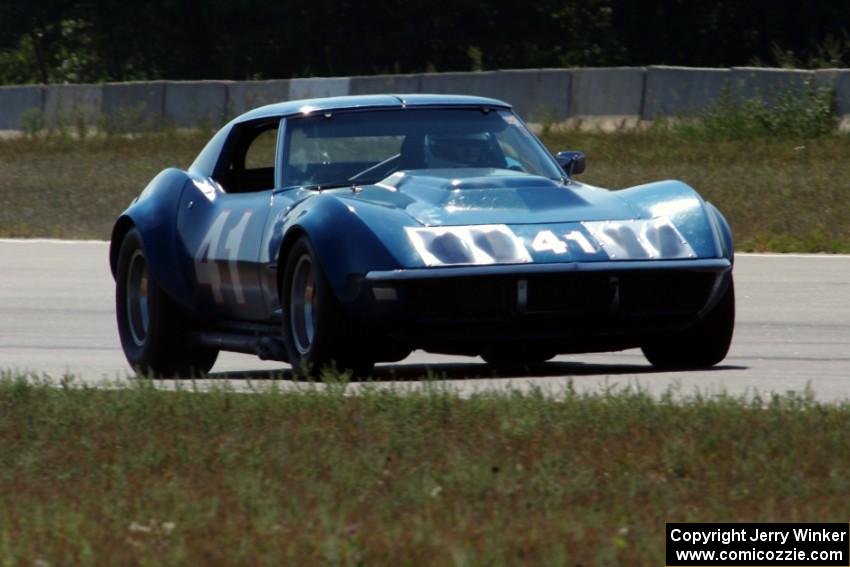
[
  {"xmin": 273, "ymin": 194, "xmax": 408, "ymax": 303},
  {"xmin": 616, "ymin": 180, "xmax": 725, "ymax": 259},
  {"xmin": 705, "ymin": 201, "xmax": 734, "ymax": 263}
]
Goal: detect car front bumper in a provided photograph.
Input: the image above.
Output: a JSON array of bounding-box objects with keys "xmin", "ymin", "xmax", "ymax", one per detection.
[{"xmin": 355, "ymin": 258, "xmax": 732, "ymax": 355}]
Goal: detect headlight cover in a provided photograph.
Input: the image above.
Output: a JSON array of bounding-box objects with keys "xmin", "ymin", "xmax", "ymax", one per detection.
[
  {"xmin": 406, "ymin": 225, "xmax": 532, "ymax": 266},
  {"xmin": 582, "ymin": 217, "xmax": 696, "ymax": 260}
]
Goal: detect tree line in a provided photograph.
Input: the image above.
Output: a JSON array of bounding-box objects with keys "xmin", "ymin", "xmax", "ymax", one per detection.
[{"xmin": 2, "ymin": 0, "xmax": 849, "ymax": 85}]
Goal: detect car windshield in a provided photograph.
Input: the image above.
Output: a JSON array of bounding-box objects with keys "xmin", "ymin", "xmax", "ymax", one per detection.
[{"xmin": 283, "ymin": 108, "xmax": 563, "ymax": 188}]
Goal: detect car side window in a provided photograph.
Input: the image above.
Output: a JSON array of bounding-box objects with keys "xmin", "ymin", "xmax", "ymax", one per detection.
[
  {"xmin": 214, "ymin": 121, "xmax": 279, "ymax": 193},
  {"xmin": 245, "ymin": 128, "xmax": 277, "ymax": 170}
]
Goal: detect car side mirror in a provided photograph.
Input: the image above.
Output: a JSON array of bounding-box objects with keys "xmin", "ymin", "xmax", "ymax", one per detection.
[{"xmin": 556, "ymin": 151, "xmax": 586, "ymax": 176}]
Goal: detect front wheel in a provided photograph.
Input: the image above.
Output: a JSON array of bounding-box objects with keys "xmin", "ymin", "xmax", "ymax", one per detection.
[
  {"xmin": 116, "ymin": 228, "xmax": 218, "ymax": 377},
  {"xmin": 281, "ymin": 236, "xmax": 374, "ymax": 378},
  {"xmin": 641, "ymin": 276, "xmax": 735, "ymax": 369}
]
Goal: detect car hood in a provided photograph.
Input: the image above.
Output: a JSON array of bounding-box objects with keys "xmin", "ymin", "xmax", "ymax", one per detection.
[{"xmin": 338, "ymin": 169, "xmax": 639, "ymax": 226}]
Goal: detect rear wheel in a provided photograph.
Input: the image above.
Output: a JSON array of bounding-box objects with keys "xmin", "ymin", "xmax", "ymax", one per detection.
[
  {"xmin": 116, "ymin": 228, "xmax": 218, "ymax": 377},
  {"xmin": 641, "ymin": 276, "xmax": 735, "ymax": 369},
  {"xmin": 281, "ymin": 236, "xmax": 374, "ymax": 378}
]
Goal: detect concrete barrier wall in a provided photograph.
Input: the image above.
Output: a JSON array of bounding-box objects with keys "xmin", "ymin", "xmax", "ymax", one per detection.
[
  {"xmin": 643, "ymin": 66, "xmax": 730, "ymax": 118},
  {"xmin": 1, "ymin": 65, "xmax": 846, "ymax": 132},
  {"xmin": 228, "ymin": 80, "xmax": 290, "ymax": 116},
  {"xmin": 569, "ymin": 67, "xmax": 645, "ymax": 118},
  {"xmin": 418, "ymin": 69, "xmax": 572, "ymax": 121},
  {"xmin": 289, "ymin": 77, "xmax": 351, "ymax": 100},
  {"xmin": 45, "ymin": 84, "xmax": 102, "ymax": 127},
  {"xmin": 0, "ymin": 86, "xmax": 45, "ymax": 129},
  {"xmin": 350, "ymin": 74, "xmax": 423, "ymax": 95},
  {"xmin": 729, "ymin": 67, "xmax": 815, "ymax": 103},
  {"xmin": 165, "ymin": 81, "xmax": 230, "ymax": 127},
  {"xmin": 102, "ymin": 81, "xmax": 166, "ymax": 128}
]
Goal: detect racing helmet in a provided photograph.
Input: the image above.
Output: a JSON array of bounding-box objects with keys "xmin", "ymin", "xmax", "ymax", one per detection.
[{"xmin": 425, "ymin": 134, "xmax": 505, "ymax": 168}]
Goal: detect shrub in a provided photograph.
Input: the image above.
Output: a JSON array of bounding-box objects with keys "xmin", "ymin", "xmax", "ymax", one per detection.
[
  {"xmin": 19, "ymin": 107, "xmax": 45, "ymax": 138},
  {"xmin": 676, "ymin": 82, "xmax": 837, "ymax": 140}
]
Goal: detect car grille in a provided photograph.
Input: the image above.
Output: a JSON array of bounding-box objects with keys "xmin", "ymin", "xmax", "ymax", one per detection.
[{"xmin": 402, "ymin": 270, "xmax": 718, "ymax": 322}]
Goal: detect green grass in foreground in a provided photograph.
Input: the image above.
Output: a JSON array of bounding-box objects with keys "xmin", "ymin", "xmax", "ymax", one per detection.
[
  {"xmin": 2, "ymin": 376, "xmax": 850, "ymax": 565},
  {"xmin": 0, "ymin": 129, "xmax": 848, "ymax": 251}
]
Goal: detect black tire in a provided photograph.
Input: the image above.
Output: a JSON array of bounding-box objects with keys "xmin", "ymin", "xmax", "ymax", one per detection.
[
  {"xmin": 116, "ymin": 228, "xmax": 218, "ymax": 377},
  {"xmin": 641, "ymin": 276, "xmax": 735, "ymax": 369},
  {"xmin": 281, "ymin": 236, "xmax": 374, "ymax": 378}
]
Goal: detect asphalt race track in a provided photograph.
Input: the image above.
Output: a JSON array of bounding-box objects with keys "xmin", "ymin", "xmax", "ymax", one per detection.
[{"xmin": 1, "ymin": 239, "xmax": 848, "ymax": 399}]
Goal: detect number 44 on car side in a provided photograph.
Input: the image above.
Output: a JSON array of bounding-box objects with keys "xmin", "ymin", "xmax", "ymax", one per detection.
[{"xmin": 110, "ymin": 94, "xmax": 735, "ymax": 377}]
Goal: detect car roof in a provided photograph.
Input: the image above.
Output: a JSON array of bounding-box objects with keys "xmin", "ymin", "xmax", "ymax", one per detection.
[
  {"xmin": 189, "ymin": 94, "xmax": 514, "ymax": 178},
  {"xmin": 236, "ymin": 94, "xmax": 512, "ymax": 122}
]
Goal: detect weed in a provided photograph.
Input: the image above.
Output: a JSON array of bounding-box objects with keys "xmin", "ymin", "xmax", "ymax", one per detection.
[
  {"xmin": 99, "ymin": 102, "xmax": 151, "ymax": 136},
  {"xmin": 72, "ymin": 104, "xmax": 92, "ymax": 140},
  {"xmin": 535, "ymin": 105, "xmax": 559, "ymax": 136},
  {"xmin": 675, "ymin": 82, "xmax": 836, "ymax": 140},
  {"xmin": 467, "ymin": 46, "xmax": 484, "ymax": 72},
  {"xmin": 1, "ymin": 376, "xmax": 850, "ymax": 564},
  {"xmin": 19, "ymin": 107, "xmax": 45, "ymax": 138}
]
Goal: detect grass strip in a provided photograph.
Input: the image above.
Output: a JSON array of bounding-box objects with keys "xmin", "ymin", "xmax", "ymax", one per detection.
[
  {"xmin": 1, "ymin": 129, "xmax": 847, "ymax": 252},
  {"xmin": 1, "ymin": 375, "xmax": 848, "ymax": 565}
]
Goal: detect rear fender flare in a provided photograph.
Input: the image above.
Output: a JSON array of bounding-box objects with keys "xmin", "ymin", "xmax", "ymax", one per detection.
[{"xmin": 109, "ymin": 168, "xmax": 193, "ymax": 304}]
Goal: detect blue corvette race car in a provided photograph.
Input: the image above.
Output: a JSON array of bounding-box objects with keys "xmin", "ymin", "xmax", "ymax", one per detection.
[{"xmin": 110, "ymin": 94, "xmax": 734, "ymax": 376}]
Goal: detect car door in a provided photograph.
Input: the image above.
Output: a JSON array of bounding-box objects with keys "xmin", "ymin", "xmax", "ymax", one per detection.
[{"xmin": 177, "ymin": 119, "xmax": 280, "ymax": 322}]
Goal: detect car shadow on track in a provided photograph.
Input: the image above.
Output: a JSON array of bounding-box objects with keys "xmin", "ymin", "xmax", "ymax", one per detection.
[{"xmin": 207, "ymin": 361, "xmax": 748, "ymax": 382}]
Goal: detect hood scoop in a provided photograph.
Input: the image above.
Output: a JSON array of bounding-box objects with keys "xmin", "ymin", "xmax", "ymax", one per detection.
[{"xmin": 350, "ymin": 169, "xmax": 638, "ymax": 226}]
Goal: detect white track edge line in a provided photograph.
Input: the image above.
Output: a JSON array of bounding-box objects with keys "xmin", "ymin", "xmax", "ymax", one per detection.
[
  {"xmin": 0, "ymin": 238, "xmax": 108, "ymax": 244},
  {"xmin": 736, "ymin": 252, "xmax": 850, "ymax": 259},
  {"xmin": 1, "ymin": 239, "xmax": 849, "ymax": 258}
]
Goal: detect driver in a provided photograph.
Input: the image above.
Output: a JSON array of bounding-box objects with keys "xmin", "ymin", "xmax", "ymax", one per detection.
[{"xmin": 425, "ymin": 134, "xmax": 506, "ymax": 168}]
